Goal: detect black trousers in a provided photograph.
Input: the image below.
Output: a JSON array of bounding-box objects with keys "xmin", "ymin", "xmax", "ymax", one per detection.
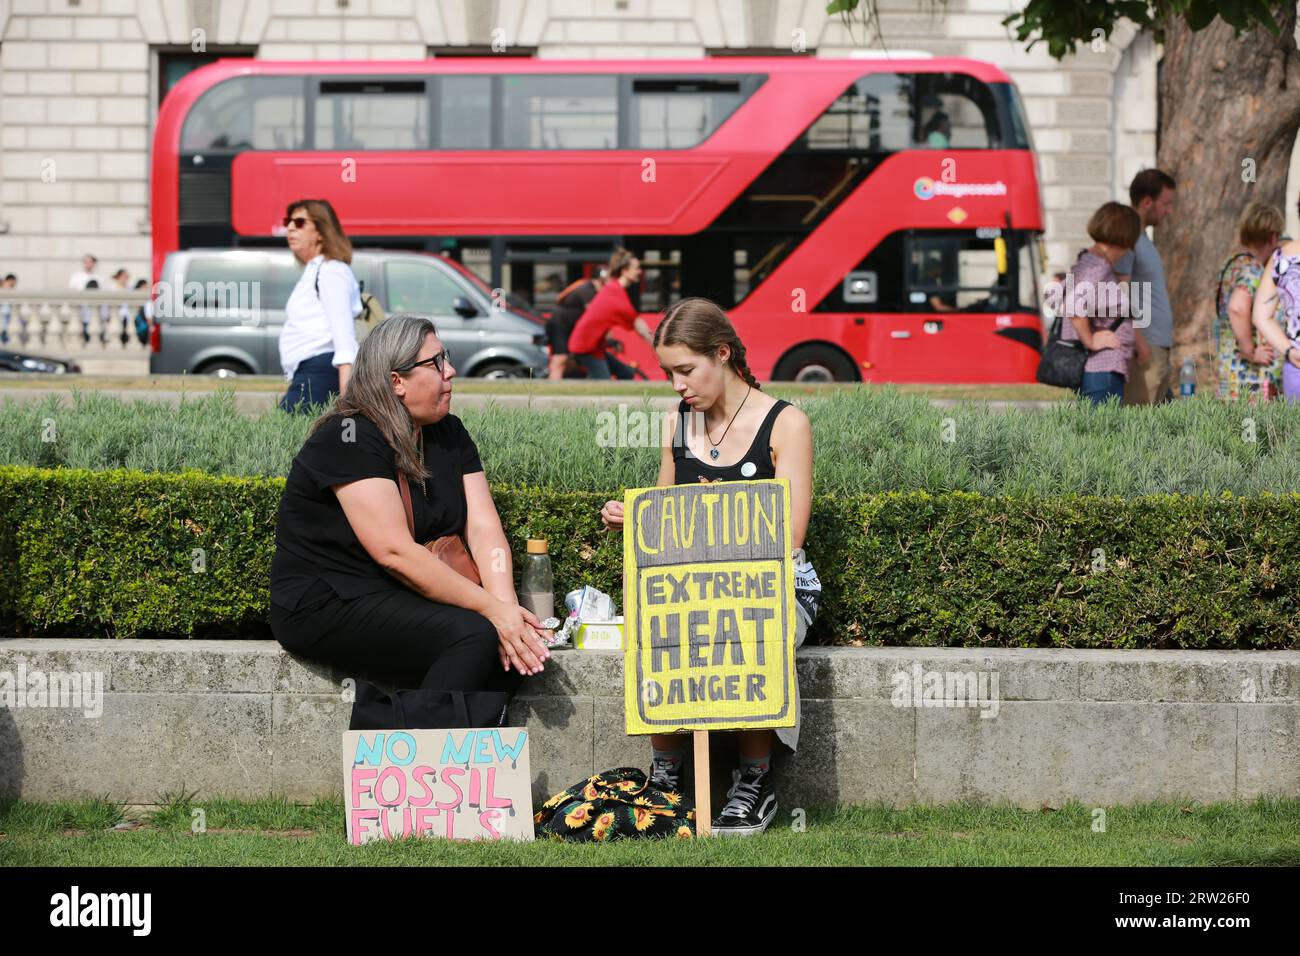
[{"xmin": 269, "ymin": 579, "xmax": 523, "ymax": 696}]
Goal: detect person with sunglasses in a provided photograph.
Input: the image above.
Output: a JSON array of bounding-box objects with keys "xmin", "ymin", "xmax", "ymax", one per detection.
[
  {"xmin": 278, "ymin": 198, "xmax": 362, "ymax": 413},
  {"xmin": 270, "ymin": 313, "xmax": 552, "ymax": 704}
]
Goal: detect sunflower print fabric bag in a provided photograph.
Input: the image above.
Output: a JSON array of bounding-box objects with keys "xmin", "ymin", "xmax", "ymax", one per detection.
[{"xmin": 534, "ymin": 767, "xmax": 696, "ymax": 841}]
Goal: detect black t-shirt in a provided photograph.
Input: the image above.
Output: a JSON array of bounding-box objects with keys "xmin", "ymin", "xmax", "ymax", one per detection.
[
  {"xmin": 270, "ymin": 411, "xmax": 483, "ymax": 610},
  {"xmin": 672, "ymin": 398, "xmax": 789, "ymax": 484},
  {"xmin": 554, "ymin": 280, "xmax": 599, "ymax": 334}
]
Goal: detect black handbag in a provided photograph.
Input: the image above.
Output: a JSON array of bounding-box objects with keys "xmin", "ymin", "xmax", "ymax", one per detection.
[
  {"xmin": 348, "ymin": 679, "xmax": 510, "ymax": 731},
  {"xmin": 1036, "ymin": 313, "xmax": 1127, "ymax": 389}
]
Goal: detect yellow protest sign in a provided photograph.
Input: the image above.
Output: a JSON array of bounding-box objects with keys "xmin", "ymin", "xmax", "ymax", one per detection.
[{"xmin": 622, "ymin": 479, "xmax": 797, "ymax": 735}]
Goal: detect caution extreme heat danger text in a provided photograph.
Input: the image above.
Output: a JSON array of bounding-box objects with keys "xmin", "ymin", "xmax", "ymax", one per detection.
[{"xmin": 622, "ymin": 479, "xmax": 797, "ymax": 735}]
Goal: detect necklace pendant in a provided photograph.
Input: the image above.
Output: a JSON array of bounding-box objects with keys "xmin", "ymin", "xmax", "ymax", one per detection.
[{"xmin": 709, "ymin": 448, "xmax": 720, "ymax": 460}]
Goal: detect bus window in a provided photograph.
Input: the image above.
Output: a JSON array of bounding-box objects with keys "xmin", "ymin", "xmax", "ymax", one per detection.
[
  {"xmin": 316, "ymin": 80, "xmax": 429, "ymax": 150},
  {"xmin": 440, "ymin": 76, "xmax": 491, "ymax": 149},
  {"xmin": 800, "ymin": 73, "xmax": 910, "ymax": 152},
  {"xmin": 501, "ymin": 75, "xmax": 617, "ymax": 149},
  {"xmin": 385, "ymin": 261, "xmax": 468, "ymax": 315},
  {"xmin": 813, "ymin": 231, "xmax": 907, "ymax": 313},
  {"xmin": 1018, "ymin": 240, "xmax": 1040, "ymax": 313},
  {"xmin": 629, "ymin": 77, "xmax": 747, "ymax": 149},
  {"xmin": 800, "ymin": 72, "xmax": 1002, "ymax": 152},
  {"xmin": 453, "ymin": 245, "xmax": 494, "ymax": 290},
  {"xmin": 181, "ymin": 77, "xmax": 306, "ymax": 151},
  {"xmin": 913, "ymin": 74, "xmax": 1000, "ymax": 149},
  {"xmin": 636, "ymin": 247, "xmax": 682, "ymax": 311},
  {"xmin": 906, "ymin": 234, "xmax": 1010, "ymax": 312}
]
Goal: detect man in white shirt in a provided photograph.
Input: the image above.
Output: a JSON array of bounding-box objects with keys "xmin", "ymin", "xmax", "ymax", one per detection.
[{"xmin": 68, "ymin": 254, "xmax": 100, "ymax": 290}]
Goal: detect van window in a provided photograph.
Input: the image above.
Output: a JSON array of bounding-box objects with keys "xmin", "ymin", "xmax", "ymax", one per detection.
[
  {"xmin": 181, "ymin": 258, "xmax": 267, "ymax": 313},
  {"xmin": 264, "ymin": 259, "xmax": 303, "ymax": 310},
  {"xmin": 385, "ymin": 261, "xmax": 468, "ymax": 315},
  {"xmin": 262, "ymin": 257, "xmax": 374, "ymax": 311}
]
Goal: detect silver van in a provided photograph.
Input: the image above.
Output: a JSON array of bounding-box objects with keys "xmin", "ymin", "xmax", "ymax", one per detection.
[{"xmin": 149, "ymin": 248, "xmax": 548, "ymax": 378}]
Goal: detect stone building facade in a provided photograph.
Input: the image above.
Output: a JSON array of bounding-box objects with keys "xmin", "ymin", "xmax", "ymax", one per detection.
[{"xmin": 0, "ymin": 0, "xmax": 1161, "ymax": 290}]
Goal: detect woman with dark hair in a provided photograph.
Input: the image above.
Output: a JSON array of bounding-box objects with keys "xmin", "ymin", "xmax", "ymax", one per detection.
[
  {"xmin": 567, "ymin": 248, "xmax": 653, "ymax": 380},
  {"xmin": 278, "ymin": 198, "xmax": 362, "ymax": 413},
  {"xmin": 270, "ymin": 313, "xmax": 551, "ymax": 695},
  {"xmin": 598, "ymin": 297, "xmax": 817, "ymax": 837}
]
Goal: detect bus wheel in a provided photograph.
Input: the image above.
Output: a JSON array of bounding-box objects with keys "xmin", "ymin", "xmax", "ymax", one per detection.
[{"xmin": 772, "ymin": 346, "xmax": 858, "ymax": 383}]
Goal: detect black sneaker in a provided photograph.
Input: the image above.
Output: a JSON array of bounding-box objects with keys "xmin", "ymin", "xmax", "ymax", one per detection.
[
  {"xmin": 712, "ymin": 766, "xmax": 778, "ymax": 837},
  {"xmin": 648, "ymin": 756, "xmax": 684, "ymax": 796}
]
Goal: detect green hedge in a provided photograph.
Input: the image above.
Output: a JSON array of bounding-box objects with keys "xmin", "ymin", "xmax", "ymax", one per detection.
[
  {"xmin": 8, "ymin": 388, "xmax": 1300, "ymax": 496},
  {"xmin": 3, "ymin": 465, "xmax": 1298, "ymax": 648}
]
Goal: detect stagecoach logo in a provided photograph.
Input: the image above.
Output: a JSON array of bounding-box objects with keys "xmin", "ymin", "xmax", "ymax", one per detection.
[{"xmin": 913, "ymin": 177, "xmax": 1008, "ymax": 201}]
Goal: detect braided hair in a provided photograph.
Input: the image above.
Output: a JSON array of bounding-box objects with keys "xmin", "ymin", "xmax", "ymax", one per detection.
[{"xmin": 654, "ymin": 297, "xmax": 761, "ymax": 390}]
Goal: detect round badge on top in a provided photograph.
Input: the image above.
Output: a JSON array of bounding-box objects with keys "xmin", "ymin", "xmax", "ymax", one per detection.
[{"xmin": 740, "ymin": 461, "xmax": 757, "ymax": 477}]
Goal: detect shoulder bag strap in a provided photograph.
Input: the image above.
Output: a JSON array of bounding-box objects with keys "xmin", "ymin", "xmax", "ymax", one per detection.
[
  {"xmin": 1214, "ymin": 251, "xmax": 1253, "ymax": 318},
  {"xmin": 396, "ymin": 470, "xmax": 415, "ymax": 539}
]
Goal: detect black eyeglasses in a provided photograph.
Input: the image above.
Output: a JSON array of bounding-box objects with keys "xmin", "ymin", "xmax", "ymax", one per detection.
[
  {"xmin": 282, "ymin": 216, "xmax": 311, "ymax": 229},
  {"xmin": 395, "ymin": 349, "xmax": 450, "ymax": 375}
]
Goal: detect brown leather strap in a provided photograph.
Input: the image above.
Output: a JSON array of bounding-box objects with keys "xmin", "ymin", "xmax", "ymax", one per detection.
[{"xmin": 396, "ymin": 470, "xmax": 415, "ymax": 539}]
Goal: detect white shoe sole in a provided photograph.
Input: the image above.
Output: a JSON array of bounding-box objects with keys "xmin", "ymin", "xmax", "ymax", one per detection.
[{"xmin": 711, "ymin": 803, "xmax": 778, "ymax": 837}]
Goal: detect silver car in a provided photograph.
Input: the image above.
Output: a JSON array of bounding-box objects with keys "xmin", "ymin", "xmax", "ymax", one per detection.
[{"xmin": 149, "ymin": 248, "xmax": 548, "ymax": 378}]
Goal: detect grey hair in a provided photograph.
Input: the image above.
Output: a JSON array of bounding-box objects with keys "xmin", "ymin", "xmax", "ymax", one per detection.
[{"xmin": 309, "ymin": 312, "xmax": 439, "ymax": 482}]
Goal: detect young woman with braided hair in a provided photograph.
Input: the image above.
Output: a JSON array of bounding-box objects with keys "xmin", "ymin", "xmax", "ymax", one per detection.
[{"xmin": 599, "ymin": 296, "xmax": 817, "ymax": 836}]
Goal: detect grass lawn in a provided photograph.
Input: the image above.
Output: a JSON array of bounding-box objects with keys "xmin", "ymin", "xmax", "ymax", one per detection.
[
  {"xmin": 0, "ymin": 373, "xmax": 1070, "ymax": 403},
  {"xmin": 3, "ymin": 796, "xmax": 1297, "ymax": 866}
]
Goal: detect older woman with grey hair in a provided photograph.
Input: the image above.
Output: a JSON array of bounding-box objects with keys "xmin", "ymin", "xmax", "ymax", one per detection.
[{"xmin": 269, "ymin": 313, "xmax": 550, "ymax": 694}]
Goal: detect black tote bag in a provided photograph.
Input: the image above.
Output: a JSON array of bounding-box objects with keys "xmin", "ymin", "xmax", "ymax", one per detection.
[
  {"xmin": 348, "ymin": 679, "xmax": 510, "ymax": 731},
  {"xmin": 1036, "ymin": 313, "xmax": 1127, "ymax": 390}
]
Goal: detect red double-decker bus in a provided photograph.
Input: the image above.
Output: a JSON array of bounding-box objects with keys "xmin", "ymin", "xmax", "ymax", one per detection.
[{"xmin": 151, "ymin": 55, "xmax": 1044, "ymax": 382}]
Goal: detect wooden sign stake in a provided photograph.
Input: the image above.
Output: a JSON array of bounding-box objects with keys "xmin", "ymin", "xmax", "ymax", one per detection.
[{"xmin": 694, "ymin": 730, "xmax": 711, "ymax": 837}]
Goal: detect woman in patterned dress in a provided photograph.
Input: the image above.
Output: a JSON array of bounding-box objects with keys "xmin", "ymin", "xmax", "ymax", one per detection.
[{"xmin": 1215, "ymin": 203, "xmax": 1283, "ymax": 400}]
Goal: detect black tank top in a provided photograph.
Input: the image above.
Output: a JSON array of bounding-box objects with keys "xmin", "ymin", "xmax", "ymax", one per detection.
[{"xmin": 672, "ymin": 397, "xmax": 791, "ymax": 485}]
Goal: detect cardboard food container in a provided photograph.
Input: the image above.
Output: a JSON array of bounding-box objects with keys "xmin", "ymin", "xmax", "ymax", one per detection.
[{"xmin": 574, "ymin": 618, "xmax": 624, "ymax": 650}]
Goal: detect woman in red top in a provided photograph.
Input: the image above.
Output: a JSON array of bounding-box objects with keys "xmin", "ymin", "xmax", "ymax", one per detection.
[{"xmin": 568, "ymin": 248, "xmax": 654, "ymax": 380}]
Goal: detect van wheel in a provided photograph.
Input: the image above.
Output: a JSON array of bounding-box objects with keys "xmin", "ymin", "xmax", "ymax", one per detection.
[
  {"xmin": 473, "ymin": 361, "xmax": 523, "ymax": 380},
  {"xmin": 197, "ymin": 359, "xmax": 253, "ymax": 377},
  {"xmin": 771, "ymin": 346, "xmax": 858, "ymax": 383}
]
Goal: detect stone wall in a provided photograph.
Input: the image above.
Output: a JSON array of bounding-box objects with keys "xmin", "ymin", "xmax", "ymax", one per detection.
[{"xmin": 2, "ymin": 639, "xmax": 1296, "ymax": 809}]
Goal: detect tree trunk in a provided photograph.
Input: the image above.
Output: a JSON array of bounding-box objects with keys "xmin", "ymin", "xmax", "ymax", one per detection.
[{"xmin": 1157, "ymin": 8, "xmax": 1300, "ymax": 388}]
